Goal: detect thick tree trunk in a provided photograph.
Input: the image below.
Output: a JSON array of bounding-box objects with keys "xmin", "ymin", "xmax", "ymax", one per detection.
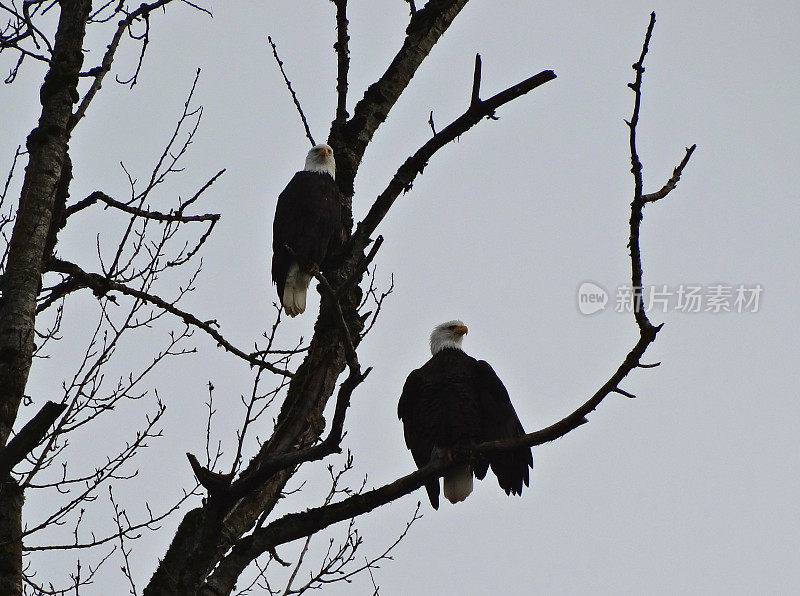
[
  {"xmin": 0, "ymin": 481, "xmax": 23, "ymax": 596},
  {"xmin": 0, "ymin": 2, "xmax": 90, "ymax": 593}
]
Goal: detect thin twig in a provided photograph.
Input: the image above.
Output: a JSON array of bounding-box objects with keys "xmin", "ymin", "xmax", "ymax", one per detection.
[
  {"xmin": 219, "ymin": 356, "xmax": 371, "ymax": 501},
  {"xmin": 69, "ymin": 0, "xmax": 180, "ymax": 131},
  {"xmin": 427, "ymin": 110, "xmax": 436, "ymax": 136},
  {"xmin": 641, "ymin": 145, "xmax": 696, "ymax": 203},
  {"xmin": 612, "ymin": 387, "xmax": 637, "ymax": 399},
  {"xmin": 336, "ymin": 235, "xmax": 383, "ymax": 297},
  {"xmin": 267, "ymin": 35, "xmax": 315, "ymax": 146}
]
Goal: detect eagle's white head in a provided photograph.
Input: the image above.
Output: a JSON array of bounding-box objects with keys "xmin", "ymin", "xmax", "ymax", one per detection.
[
  {"xmin": 304, "ymin": 143, "xmax": 336, "ymax": 179},
  {"xmin": 429, "ymin": 320, "xmax": 468, "ymax": 355}
]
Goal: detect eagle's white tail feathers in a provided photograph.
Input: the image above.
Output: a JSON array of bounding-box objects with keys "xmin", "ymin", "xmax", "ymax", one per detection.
[
  {"xmin": 293, "ymin": 271, "xmax": 311, "ymax": 313},
  {"xmin": 443, "ymin": 464, "xmax": 473, "ymax": 504},
  {"xmin": 282, "ymin": 263, "xmax": 312, "ymax": 317}
]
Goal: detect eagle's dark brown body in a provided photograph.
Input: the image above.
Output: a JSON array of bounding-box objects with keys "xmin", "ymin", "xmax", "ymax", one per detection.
[
  {"xmin": 398, "ymin": 347, "xmax": 532, "ymax": 509},
  {"xmin": 271, "ymin": 170, "xmax": 344, "ymax": 305}
]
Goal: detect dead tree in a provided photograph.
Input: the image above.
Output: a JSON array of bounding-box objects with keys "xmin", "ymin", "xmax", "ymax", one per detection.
[{"xmin": 0, "ymin": 1, "xmax": 693, "ymax": 594}]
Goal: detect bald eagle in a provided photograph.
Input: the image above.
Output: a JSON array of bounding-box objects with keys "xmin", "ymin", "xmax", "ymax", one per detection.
[
  {"xmin": 397, "ymin": 321, "xmax": 533, "ymax": 509},
  {"xmin": 272, "ymin": 144, "xmax": 345, "ymax": 317}
]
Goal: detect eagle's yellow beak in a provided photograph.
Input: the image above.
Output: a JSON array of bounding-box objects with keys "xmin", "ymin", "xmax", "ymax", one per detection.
[
  {"xmin": 319, "ymin": 146, "xmax": 331, "ymax": 157},
  {"xmin": 454, "ymin": 325, "xmax": 468, "ymax": 336}
]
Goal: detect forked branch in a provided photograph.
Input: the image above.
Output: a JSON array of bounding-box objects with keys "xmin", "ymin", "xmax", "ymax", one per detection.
[{"xmin": 355, "ymin": 67, "xmax": 556, "ymax": 241}]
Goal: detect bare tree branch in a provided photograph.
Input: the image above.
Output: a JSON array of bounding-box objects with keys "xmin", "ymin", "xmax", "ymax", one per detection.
[
  {"xmin": 46, "ymin": 258, "xmax": 293, "ymax": 377},
  {"xmin": 0, "ymin": 401, "xmax": 66, "ymax": 475},
  {"xmin": 187, "ymin": 452, "xmax": 234, "ymax": 494},
  {"xmin": 355, "ymin": 67, "xmax": 556, "ymax": 242},
  {"xmin": 332, "ymin": 0, "xmax": 350, "ymax": 128},
  {"xmin": 64, "ymin": 183, "xmax": 222, "ymax": 222},
  {"xmin": 641, "ymin": 144, "xmax": 697, "ymax": 203},
  {"xmin": 69, "ymin": 0, "xmax": 185, "ymax": 131},
  {"xmin": 199, "ymin": 455, "xmax": 453, "ymax": 592},
  {"xmin": 470, "ymin": 52, "xmax": 482, "ymax": 106},
  {"xmin": 331, "ymin": 0, "xmax": 471, "ymax": 197},
  {"xmin": 279, "ymin": 459, "xmax": 419, "ymax": 594},
  {"xmin": 625, "ymin": 12, "xmax": 695, "ymax": 333},
  {"xmin": 335, "ymin": 235, "xmax": 383, "ymax": 297},
  {"xmin": 268, "ymin": 35, "xmax": 316, "ymax": 147},
  {"xmin": 219, "ymin": 363, "xmax": 370, "ymax": 503}
]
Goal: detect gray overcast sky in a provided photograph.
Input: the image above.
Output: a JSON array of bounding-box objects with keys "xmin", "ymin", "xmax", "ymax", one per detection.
[{"xmin": 5, "ymin": 1, "xmax": 800, "ymax": 594}]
